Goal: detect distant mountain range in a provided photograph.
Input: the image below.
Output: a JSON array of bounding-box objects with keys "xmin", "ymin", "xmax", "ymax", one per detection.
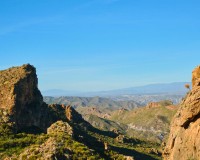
[
  {"xmin": 42, "ymin": 82, "xmax": 191, "ymax": 97},
  {"xmin": 42, "ymin": 89, "xmax": 81, "ymax": 97},
  {"xmin": 44, "ymin": 96, "xmax": 140, "ymax": 110}
]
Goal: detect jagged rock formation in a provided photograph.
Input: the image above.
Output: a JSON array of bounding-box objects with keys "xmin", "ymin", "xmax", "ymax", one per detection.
[
  {"xmin": 47, "ymin": 120, "xmax": 73, "ymax": 136},
  {"xmin": 0, "ymin": 64, "xmax": 67, "ymax": 132},
  {"xmin": 115, "ymin": 134, "xmax": 125, "ymax": 143},
  {"xmin": 76, "ymin": 106, "xmax": 112, "ymax": 119},
  {"xmin": 16, "ymin": 121, "xmax": 74, "ymax": 160},
  {"xmin": 146, "ymin": 100, "xmax": 173, "ymax": 109},
  {"xmin": 163, "ymin": 65, "xmax": 200, "ymax": 160},
  {"xmin": 65, "ymin": 105, "xmax": 83, "ymax": 123}
]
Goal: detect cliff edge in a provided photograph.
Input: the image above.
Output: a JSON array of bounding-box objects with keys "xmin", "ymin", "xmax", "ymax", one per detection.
[
  {"xmin": 163, "ymin": 65, "xmax": 200, "ymax": 160},
  {"xmin": 0, "ymin": 64, "xmax": 67, "ymax": 132}
]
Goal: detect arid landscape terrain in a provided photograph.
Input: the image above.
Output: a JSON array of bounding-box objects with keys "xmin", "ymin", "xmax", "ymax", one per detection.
[
  {"xmin": 1, "ymin": 1, "xmax": 199, "ymax": 160},
  {"xmin": 0, "ymin": 64, "xmax": 200, "ymax": 160}
]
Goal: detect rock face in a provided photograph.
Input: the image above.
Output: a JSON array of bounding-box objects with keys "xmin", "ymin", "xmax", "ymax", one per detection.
[
  {"xmin": 0, "ymin": 64, "xmax": 66, "ymax": 132},
  {"xmin": 163, "ymin": 65, "xmax": 200, "ymax": 160},
  {"xmin": 65, "ymin": 105, "xmax": 83, "ymax": 123},
  {"xmin": 18, "ymin": 121, "xmax": 73, "ymax": 160},
  {"xmin": 192, "ymin": 65, "xmax": 200, "ymax": 87}
]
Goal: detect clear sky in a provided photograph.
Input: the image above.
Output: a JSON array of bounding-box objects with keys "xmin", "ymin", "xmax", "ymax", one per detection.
[{"xmin": 0, "ymin": 0, "xmax": 200, "ymax": 91}]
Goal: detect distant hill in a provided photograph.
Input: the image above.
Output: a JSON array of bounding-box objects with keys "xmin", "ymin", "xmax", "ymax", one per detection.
[
  {"xmin": 113, "ymin": 94, "xmax": 183, "ymax": 105},
  {"xmin": 44, "ymin": 94, "xmax": 179, "ymax": 143},
  {"xmin": 109, "ymin": 101, "xmax": 178, "ymax": 143},
  {"xmin": 42, "ymin": 82, "xmax": 191, "ymax": 97},
  {"xmin": 44, "ymin": 93, "xmax": 184, "ymax": 110},
  {"xmin": 81, "ymin": 100, "xmax": 178, "ymax": 143},
  {"xmin": 44, "ymin": 96, "xmax": 140, "ymax": 110}
]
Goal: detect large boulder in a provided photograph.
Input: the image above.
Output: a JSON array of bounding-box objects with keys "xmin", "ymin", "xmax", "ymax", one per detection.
[{"xmin": 163, "ymin": 65, "xmax": 200, "ymax": 160}]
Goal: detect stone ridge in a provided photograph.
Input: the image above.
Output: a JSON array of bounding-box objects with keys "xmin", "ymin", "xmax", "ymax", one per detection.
[{"xmin": 163, "ymin": 65, "xmax": 200, "ymax": 160}]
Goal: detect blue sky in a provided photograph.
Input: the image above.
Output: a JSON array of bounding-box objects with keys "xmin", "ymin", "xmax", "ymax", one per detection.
[{"xmin": 0, "ymin": 0, "xmax": 200, "ymax": 91}]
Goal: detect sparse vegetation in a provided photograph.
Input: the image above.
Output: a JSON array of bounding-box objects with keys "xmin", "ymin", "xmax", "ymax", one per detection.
[{"xmin": 185, "ymin": 84, "xmax": 191, "ymax": 90}]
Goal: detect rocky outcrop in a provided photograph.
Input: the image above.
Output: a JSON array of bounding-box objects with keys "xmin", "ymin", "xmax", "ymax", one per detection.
[
  {"xmin": 65, "ymin": 105, "xmax": 84, "ymax": 123},
  {"xmin": 16, "ymin": 121, "xmax": 73, "ymax": 160},
  {"xmin": 192, "ymin": 65, "xmax": 200, "ymax": 87},
  {"xmin": 115, "ymin": 134, "xmax": 125, "ymax": 143},
  {"xmin": 0, "ymin": 64, "xmax": 67, "ymax": 132},
  {"xmin": 0, "ymin": 64, "xmax": 41, "ymax": 131},
  {"xmin": 147, "ymin": 100, "xmax": 173, "ymax": 109},
  {"xmin": 47, "ymin": 120, "xmax": 73, "ymax": 136},
  {"xmin": 16, "ymin": 137, "xmax": 71, "ymax": 160},
  {"xmin": 163, "ymin": 65, "xmax": 200, "ymax": 160},
  {"xmin": 146, "ymin": 102, "xmax": 161, "ymax": 108}
]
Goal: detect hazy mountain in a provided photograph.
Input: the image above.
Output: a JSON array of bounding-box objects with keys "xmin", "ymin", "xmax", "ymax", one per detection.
[
  {"xmin": 42, "ymin": 89, "xmax": 82, "ymax": 96},
  {"xmin": 42, "ymin": 82, "xmax": 191, "ymax": 97},
  {"xmin": 87, "ymin": 82, "xmax": 191, "ymax": 96}
]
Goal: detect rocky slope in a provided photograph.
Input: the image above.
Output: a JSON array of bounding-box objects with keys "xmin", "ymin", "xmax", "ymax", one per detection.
[
  {"xmin": 77, "ymin": 100, "xmax": 177, "ymax": 143},
  {"xmin": 109, "ymin": 100, "xmax": 177, "ymax": 143},
  {"xmin": 83, "ymin": 114, "xmax": 128, "ymax": 134},
  {"xmin": 163, "ymin": 65, "xmax": 200, "ymax": 160}
]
